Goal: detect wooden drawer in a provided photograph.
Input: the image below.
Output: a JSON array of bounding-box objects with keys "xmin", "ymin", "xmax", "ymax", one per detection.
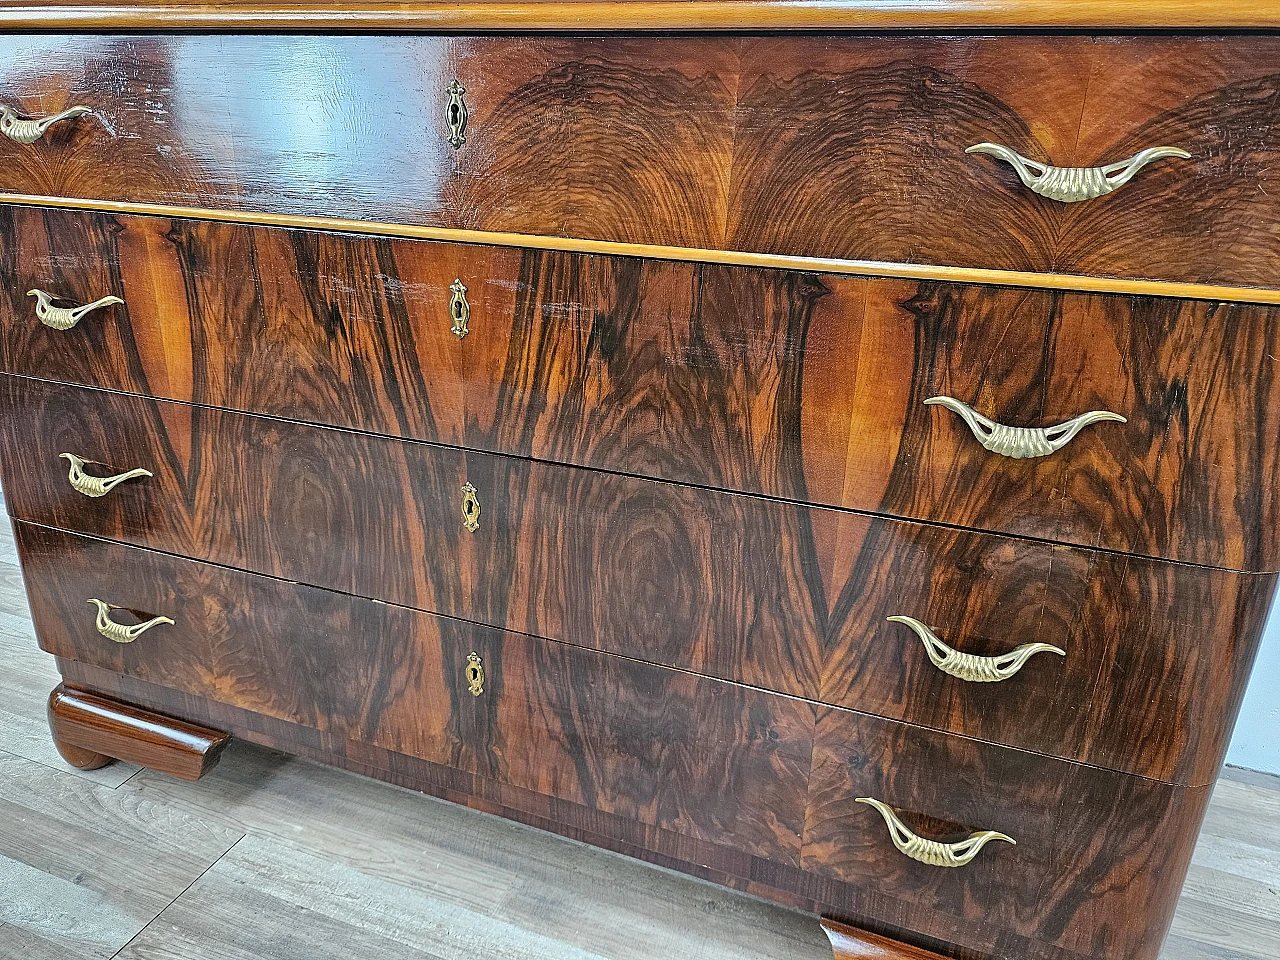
[
  {"xmin": 1, "ymin": 36, "xmax": 1278, "ymax": 289},
  {"xmin": 5, "ymin": 207, "xmax": 1280, "ymax": 569},
  {"xmin": 731, "ymin": 35, "xmax": 1280, "ymax": 289},
  {"xmin": 17, "ymin": 520, "xmax": 814, "ymax": 866},
  {"xmin": 0, "ymin": 376, "xmax": 1268, "ymax": 784},
  {"xmin": 802, "ymin": 705, "xmax": 1209, "ymax": 960},
  {"xmin": 0, "ymin": 35, "xmax": 735, "ymax": 249}
]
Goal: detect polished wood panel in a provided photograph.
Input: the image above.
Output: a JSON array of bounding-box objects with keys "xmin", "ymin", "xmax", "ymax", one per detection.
[
  {"xmin": 820, "ymin": 518, "xmax": 1277, "ymax": 787},
  {"xmin": 0, "ymin": 378, "xmax": 1270, "ymax": 783},
  {"xmin": 803, "ymin": 706, "xmax": 1212, "ymax": 960},
  {"xmin": 18, "ymin": 522, "xmax": 815, "ymax": 865},
  {"xmin": 466, "ymin": 626, "xmax": 815, "ymax": 865},
  {"xmin": 4, "ymin": 0, "xmax": 1280, "ymax": 32},
  {"xmin": 1, "ymin": 36, "xmax": 1277, "ymax": 288},
  {"xmin": 0, "ymin": 36, "xmax": 736, "ymax": 248},
  {"xmin": 822, "ymin": 920, "xmax": 950, "ymax": 960},
  {"xmin": 6, "ymin": 209, "xmax": 1280, "ymax": 570},
  {"xmin": 0, "ymin": 377, "xmax": 825, "ymax": 699},
  {"xmin": 22, "ymin": 522, "xmax": 465, "ymax": 767},
  {"xmin": 731, "ymin": 36, "xmax": 1280, "ymax": 289},
  {"xmin": 56, "ymin": 659, "xmax": 1213, "ymax": 960},
  {"xmin": 47, "ymin": 683, "xmax": 228, "ymax": 778}
]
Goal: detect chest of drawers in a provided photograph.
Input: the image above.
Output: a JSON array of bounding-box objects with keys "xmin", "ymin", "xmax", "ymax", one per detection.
[{"xmin": 4, "ymin": 4, "xmax": 1280, "ymax": 959}]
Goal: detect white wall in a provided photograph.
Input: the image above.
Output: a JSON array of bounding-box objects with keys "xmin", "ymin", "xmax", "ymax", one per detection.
[{"xmin": 1227, "ymin": 597, "xmax": 1280, "ymax": 774}]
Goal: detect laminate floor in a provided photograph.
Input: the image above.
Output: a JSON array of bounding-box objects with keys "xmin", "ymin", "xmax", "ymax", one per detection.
[{"xmin": 1, "ymin": 512, "xmax": 1277, "ymax": 960}]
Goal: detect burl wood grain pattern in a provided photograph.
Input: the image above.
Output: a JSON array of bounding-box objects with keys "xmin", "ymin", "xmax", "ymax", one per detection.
[
  {"xmin": 0, "ymin": 36, "xmax": 1277, "ymax": 287},
  {"xmin": 0, "ymin": 377, "xmax": 1269, "ymax": 784},
  {"xmin": 53, "ymin": 658, "xmax": 1209, "ymax": 960},
  {"xmin": 802, "ymin": 706, "xmax": 1211, "ymax": 960},
  {"xmin": 5, "ymin": 208, "xmax": 1280, "ymax": 569},
  {"xmin": 47, "ymin": 683, "xmax": 228, "ymax": 778},
  {"xmin": 731, "ymin": 36, "xmax": 1280, "ymax": 289},
  {"xmin": 19, "ymin": 521, "xmax": 814, "ymax": 865},
  {"xmin": 820, "ymin": 519, "xmax": 1276, "ymax": 787}
]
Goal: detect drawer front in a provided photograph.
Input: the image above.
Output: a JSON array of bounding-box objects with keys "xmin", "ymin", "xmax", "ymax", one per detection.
[
  {"xmin": 6, "ymin": 208, "xmax": 1280, "ymax": 569},
  {"xmin": 732, "ymin": 35, "xmax": 1280, "ymax": 289},
  {"xmin": 820, "ymin": 518, "xmax": 1275, "ymax": 787},
  {"xmin": 1, "ymin": 36, "xmax": 1277, "ymax": 289},
  {"xmin": 17, "ymin": 521, "xmax": 814, "ymax": 865},
  {"xmin": 0, "ymin": 35, "xmax": 735, "ymax": 249},
  {"xmin": 0, "ymin": 376, "xmax": 1265, "ymax": 783},
  {"xmin": 803, "ymin": 706, "xmax": 1209, "ymax": 960}
]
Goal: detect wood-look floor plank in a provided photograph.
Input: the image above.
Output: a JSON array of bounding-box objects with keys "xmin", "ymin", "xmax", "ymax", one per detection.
[
  {"xmin": 122, "ymin": 743, "xmax": 832, "ymax": 960},
  {"xmin": 0, "ymin": 921, "xmax": 94, "ymax": 960},
  {"xmin": 0, "ymin": 751, "xmax": 242, "ymax": 958},
  {"xmin": 0, "ymin": 598, "xmax": 139, "ymax": 788},
  {"xmin": 114, "ymin": 834, "xmax": 604, "ymax": 960},
  {"xmin": 1164, "ymin": 775, "xmax": 1280, "ymax": 960}
]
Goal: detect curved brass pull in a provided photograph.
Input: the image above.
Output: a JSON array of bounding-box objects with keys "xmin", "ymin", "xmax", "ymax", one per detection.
[
  {"xmin": 856, "ymin": 798, "xmax": 1014, "ymax": 868},
  {"xmin": 29, "ymin": 289, "xmax": 123, "ymax": 331},
  {"xmin": 59, "ymin": 453, "xmax": 152, "ymax": 498},
  {"xmin": 449, "ymin": 279, "xmax": 470, "ymax": 339},
  {"xmin": 1, "ymin": 105, "xmax": 91, "ymax": 144},
  {"xmin": 925, "ymin": 396, "xmax": 1125, "ymax": 459},
  {"xmin": 461, "ymin": 482, "xmax": 480, "ymax": 533},
  {"xmin": 446, "ymin": 80, "xmax": 468, "ymax": 150},
  {"xmin": 887, "ymin": 616, "xmax": 1064, "ymax": 682},
  {"xmin": 466, "ymin": 652, "xmax": 485, "ymax": 696},
  {"xmin": 87, "ymin": 598, "xmax": 173, "ymax": 644},
  {"xmin": 965, "ymin": 142, "xmax": 1190, "ymax": 202}
]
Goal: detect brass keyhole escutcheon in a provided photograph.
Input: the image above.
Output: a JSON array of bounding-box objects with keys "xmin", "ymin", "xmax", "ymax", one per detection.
[
  {"xmin": 446, "ymin": 79, "xmax": 468, "ymax": 150},
  {"xmin": 461, "ymin": 482, "xmax": 480, "ymax": 532},
  {"xmin": 449, "ymin": 279, "xmax": 470, "ymax": 339},
  {"xmin": 466, "ymin": 652, "xmax": 485, "ymax": 696}
]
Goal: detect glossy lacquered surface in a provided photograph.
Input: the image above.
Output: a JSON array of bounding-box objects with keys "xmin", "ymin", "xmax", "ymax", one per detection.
[
  {"xmin": 46, "ymin": 682, "xmax": 227, "ymax": 778},
  {"xmin": 1, "ymin": 377, "xmax": 1270, "ymax": 784},
  {"xmin": 21, "ymin": 521, "xmax": 813, "ymax": 864},
  {"xmin": 6, "ymin": 208, "xmax": 1280, "ymax": 570},
  {"xmin": 0, "ymin": 36, "xmax": 1278, "ymax": 288},
  {"xmin": 803, "ymin": 706, "xmax": 1209, "ymax": 960}
]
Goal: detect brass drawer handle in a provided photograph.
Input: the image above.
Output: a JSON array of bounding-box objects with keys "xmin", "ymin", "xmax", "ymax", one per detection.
[
  {"xmin": 60, "ymin": 453, "xmax": 152, "ymax": 498},
  {"xmin": 1, "ymin": 104, "xmax": 91, "ymax": 144},
  {"xmin": 856, "ymin": 798, "xmax": 1014, "ymax": 868},
  {"xmin": 887, "ymin": 616, "xmax": 1064, "ymax": 682},
  {"xmin": 461, "ymin": 482, "xmax": 481, "ymax": 532},
  {"xmin": 965, "ymin": 142, "xmax": 1190, "ymax": 202},
  {"xmin": 29, "ymin": 289, "xmax": 123, "ymax": 331},
  {"xmin": 466, "ymin": 652, "xmax": 485, "ymax": 696},
  {"xmin": 88, "ymin": 598, "xmax": 173, "ymax": 644},
  {"xmin": 446, "ymin": 80, "xmax": 468, "ymax": 150},
  {"xmin": 449, "ymin": 279, "xmax": 470, "ymax": 339},
  {"xmin": 925, "ymin": 396, "xmax": 1125, "ymax": 459}
]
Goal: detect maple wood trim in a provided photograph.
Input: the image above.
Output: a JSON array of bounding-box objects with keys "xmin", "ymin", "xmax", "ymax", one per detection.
[
  {"xmin": 3, "ymin": 191, "xmax": 1278, "ymax": 305},
  {"xmin": 1, "ymin": 0, "xmax": 1279, "ymax": 32}
]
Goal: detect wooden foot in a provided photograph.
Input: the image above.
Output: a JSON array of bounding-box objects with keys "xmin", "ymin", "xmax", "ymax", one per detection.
[
  {"xmin": 47, "ymin": 684, "xmax": 230, "ymax": 780},
  {"xmin": 821, "ymin": 919, "xmax": 949, "ymax": 960}
]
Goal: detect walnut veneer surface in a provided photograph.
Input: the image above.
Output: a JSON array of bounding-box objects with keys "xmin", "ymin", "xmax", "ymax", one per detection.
[{"xmin": 1, "ymin": 5, "xmax": 1278, "ymax": 960}]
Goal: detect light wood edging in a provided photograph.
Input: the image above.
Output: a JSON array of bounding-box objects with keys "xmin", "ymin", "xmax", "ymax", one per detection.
[
  {"xmin": 4, "ymin": 192, "xmax": 1278, "ymax": 305},
  {"xmin": 4, "ymin": 0, "xmax": 1280, "ymax": 31}
]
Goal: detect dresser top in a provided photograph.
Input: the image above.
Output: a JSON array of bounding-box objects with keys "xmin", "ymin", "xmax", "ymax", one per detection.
[{"xmin": 4, "ymin": 0, "xmax": 1280, "ymax": 32}]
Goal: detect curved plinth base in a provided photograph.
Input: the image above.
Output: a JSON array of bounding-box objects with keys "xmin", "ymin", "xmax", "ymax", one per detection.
[
  {"xmin": 47, "ymin": 684, "xmax": 230, "ymax": 780},
  {"xmin": 821, "ymin": 919, "xmax": 950, "ymax": 960}
]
